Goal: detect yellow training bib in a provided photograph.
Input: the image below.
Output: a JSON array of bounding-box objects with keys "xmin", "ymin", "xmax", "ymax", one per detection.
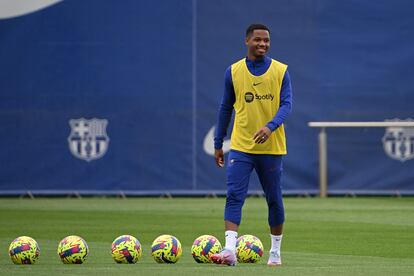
[{"xmin": 230, "ymin": 58, "xmax": 287, "ymax": 154}]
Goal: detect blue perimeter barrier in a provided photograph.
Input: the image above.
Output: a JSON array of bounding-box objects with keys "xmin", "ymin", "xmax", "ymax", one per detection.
[{"xmin": 0, "ymin": 0, "xmax": 413, "ymax": 195}]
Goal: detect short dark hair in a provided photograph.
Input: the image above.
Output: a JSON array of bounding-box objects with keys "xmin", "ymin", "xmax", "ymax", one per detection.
[{"xmin": 246, "ymin": 23, "xmax": 270, "ymax": 37}]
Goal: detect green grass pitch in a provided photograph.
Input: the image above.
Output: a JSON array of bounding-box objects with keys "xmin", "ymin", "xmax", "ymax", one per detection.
[{"xmin": 0, "ymin": 197, "xmax": 414, "ymax": 275}]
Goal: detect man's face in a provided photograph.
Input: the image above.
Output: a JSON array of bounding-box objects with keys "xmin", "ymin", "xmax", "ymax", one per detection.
[{"xmin": 245, "ymin": 29, "xmax": 270, "ymax": 58}]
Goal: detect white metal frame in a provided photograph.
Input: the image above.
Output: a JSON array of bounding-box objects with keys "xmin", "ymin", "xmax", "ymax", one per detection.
[{"xmin": 308, "ymin": 121, "xmax": 414, "ymax": 197}]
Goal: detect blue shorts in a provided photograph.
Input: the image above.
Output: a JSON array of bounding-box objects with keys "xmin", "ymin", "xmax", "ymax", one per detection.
[{"xmin": 224, "ymin": 150, "xmax": 285, "ymax": 227}]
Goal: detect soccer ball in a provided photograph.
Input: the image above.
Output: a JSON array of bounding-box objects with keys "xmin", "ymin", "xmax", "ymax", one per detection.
[
  {"xmin": 111, "ymin": 234, "xmax": 142, "ymax": 264},
  {"xmin": 151, "ymin": 234, "xmax": 182, "ymax": 263},
  {"xmin": 9, "ymin": 236, "xmax": 40, "ymax": 264},
  {"xmin": 236, "ymin": 234, "xmax": 264, "ymax": 263},
  {"xmin": 191, "ymin": 235, "xmax": 222, "ymax": 263},
  {"xmin": 57, "ymin": 235, "xmax": 89, "ymax": 264}
]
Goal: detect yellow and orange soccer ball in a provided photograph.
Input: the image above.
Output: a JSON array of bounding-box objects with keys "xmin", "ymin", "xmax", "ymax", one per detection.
[
  {"xmin": 151, "ymin": 234, "xmax": 182, "ymax": 264},
  {"xmin": 236, "ymin": 234, "xmax": 264, "ymax": 263},
  {"xmin": 111, "ymin": 234, "xmax": 142, "ymax": 264},
  {"xmin": 57, "ymin": 235, "xmax": 89, "ymax": 264},
  {"xmin": 191, "ymin": 234, "xmax": 222, "ymax": 263},
  {"xmin": 9, "ymin": 236, "xmax": 40, "ymax": 264}
]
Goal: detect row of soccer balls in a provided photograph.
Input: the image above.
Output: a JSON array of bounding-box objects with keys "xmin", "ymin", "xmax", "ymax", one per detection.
[{"xmin": 9, "ymin": 234, "xmax": 264, "ymax": 265}]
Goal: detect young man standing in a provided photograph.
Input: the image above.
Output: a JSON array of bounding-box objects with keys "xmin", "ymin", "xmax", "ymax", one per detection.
[{"xmin": 211, "ymin": 23, "xmax": 292, "ymax": 266}]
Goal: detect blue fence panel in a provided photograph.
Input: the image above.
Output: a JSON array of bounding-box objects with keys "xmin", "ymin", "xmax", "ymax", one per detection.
[{"xmin": 0, "ymin": 0, "xmax": 413, "ymax": 195}]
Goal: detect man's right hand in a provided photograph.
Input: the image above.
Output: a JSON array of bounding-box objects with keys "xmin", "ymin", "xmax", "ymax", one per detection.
[{"xmin": 214, "ymin": 149, "xmax": 225, "ymax": 168}]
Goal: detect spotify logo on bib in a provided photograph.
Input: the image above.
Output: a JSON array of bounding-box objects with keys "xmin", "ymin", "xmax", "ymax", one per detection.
[
  {"xmin": 245, "ymin": 92, "xmax": 274, "ymax": 103},
  {"xmin": 245, "ymin": 92, "xmax": 254, "ymax": 103}
]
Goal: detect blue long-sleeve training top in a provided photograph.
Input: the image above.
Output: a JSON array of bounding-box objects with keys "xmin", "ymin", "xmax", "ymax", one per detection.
[{"xmin": 214, "ymin": 56, "xmax": 293, "ymax": 150}]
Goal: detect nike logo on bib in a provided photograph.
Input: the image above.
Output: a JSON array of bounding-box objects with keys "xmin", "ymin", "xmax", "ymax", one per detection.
[{"xmin": 253, "ymin": 82, "xmax": 262, "ymax": 86}]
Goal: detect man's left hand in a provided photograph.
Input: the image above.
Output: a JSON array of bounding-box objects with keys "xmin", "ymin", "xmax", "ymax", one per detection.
[{"xmin": 253, "ymin": 127, "xmax": 272, "ymax": 144}]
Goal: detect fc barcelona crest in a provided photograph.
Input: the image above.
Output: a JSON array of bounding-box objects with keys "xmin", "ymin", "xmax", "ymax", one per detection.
[
  {"xmin": 68, "ymin": 118, "xmax": 110, "ymax": 162},
  {"xmin": 382, "ymin": 119, "xmax": 414, "ymax": 162}
]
